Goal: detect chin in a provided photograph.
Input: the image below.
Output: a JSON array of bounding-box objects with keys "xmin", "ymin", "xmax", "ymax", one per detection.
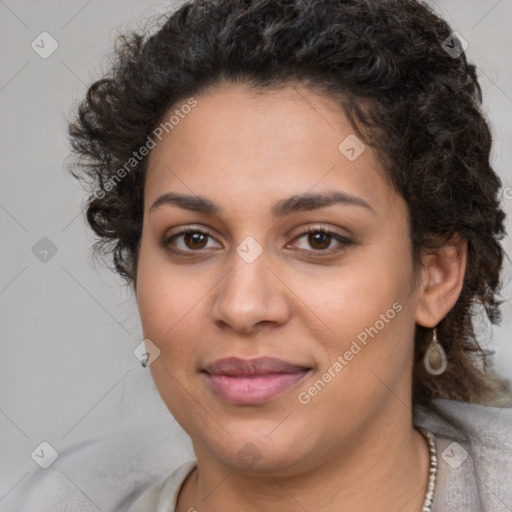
[{"xmin": 195, "ymin": 419, "xmax": 319, "ymax": 475}]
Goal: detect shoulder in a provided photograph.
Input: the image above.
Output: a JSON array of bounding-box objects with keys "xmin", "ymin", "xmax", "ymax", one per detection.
[
  {"xmin": 414, "ymin": 398, "xmax": 512, "ymax": 512},
  {"xmin": 5, "ymin": 423, "xmax": 193, "ymax": 512}
]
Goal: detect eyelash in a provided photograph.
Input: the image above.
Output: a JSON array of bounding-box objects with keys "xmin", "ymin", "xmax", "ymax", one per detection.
[{"xmin": 163, "ymin": 226, "xmax": 353, "ymax": 257}]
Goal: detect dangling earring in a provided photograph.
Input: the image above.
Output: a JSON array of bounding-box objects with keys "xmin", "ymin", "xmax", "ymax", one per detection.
[
  {"xmin": 141, "ymin": 353, "xmax": 150, "ymax": 368},
  {"xmin": 423, "ymin": 328, "xmax": 448, "ymax": 375}
]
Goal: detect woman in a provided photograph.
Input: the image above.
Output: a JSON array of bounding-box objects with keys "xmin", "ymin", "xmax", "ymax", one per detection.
[{"xmin": 67, "ymin": 0, "xmax": 512, "ymax": 510}]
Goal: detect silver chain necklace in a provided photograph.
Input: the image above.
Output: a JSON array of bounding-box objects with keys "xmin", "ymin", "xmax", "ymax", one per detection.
[{"xmin": 417, "ymin": 427, "xmax": 437, "ymax": 512}]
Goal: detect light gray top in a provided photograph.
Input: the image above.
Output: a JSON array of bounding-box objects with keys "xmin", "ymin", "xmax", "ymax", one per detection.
[
  {"xmin": 8, "ymin": 399, "xmax": 512, "ymax": 512},
  {"xmin": 127, "ymin": 461, "xmax": 196, "ymax": 512}
]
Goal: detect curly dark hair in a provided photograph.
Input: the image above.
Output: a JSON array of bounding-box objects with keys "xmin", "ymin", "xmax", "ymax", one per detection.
[{"xmin": 68, "ymin": 0, "xmax": 509, "ymax": 414}]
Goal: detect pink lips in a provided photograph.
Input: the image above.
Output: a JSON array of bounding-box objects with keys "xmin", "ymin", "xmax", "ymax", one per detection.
[{"xmin": 202, "ymin": 357, "xmax": 311, "ymax": 405}]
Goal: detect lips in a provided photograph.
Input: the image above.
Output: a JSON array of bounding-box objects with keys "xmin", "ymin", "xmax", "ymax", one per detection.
[
  {"xmin": 204, "ymin": 357, "xmax": 310, "ymax": 376},
  {"xmin": 202, "ymin": 357, "xmax": 311, "ymax": 405}
]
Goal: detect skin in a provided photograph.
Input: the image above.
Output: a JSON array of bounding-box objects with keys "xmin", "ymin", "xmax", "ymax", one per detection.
[{"xmin": 135, "ymin": 81, "xmax": 467, "ymax": 512}]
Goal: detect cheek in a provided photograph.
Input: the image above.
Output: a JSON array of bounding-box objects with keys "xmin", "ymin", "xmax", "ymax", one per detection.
[
  {"xmin": 303, "ymin": 242, "xmax": 416, "ymax": 395},
  {"xmin": 136, "ymin": 252, "xmax": 206, "ymax": 421},
  {"xmin": 295, "ymin": 275, "xmax": 414, "ymax": 438},
  {"xmin": 310, "ymin": 251, "xmax": 411, "ymax": 342},
  {"xmin": 135, "ymin": 247, "xmax": 224, "ymax": 398},
  {"xmin": 137, "ymin": 273, "xmax": 203, "ymax": 368},
  {"xmin": 136, "ymin": 235, "xmax": 199, "ymax": 336}
]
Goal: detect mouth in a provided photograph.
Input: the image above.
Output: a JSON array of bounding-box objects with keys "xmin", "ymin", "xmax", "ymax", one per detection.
[{"xmin": 201, "ymin": 357, "xmax": 312, "ymax": 405}]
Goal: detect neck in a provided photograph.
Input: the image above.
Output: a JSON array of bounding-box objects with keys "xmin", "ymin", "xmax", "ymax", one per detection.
[{"xmin": 176, "ymin": 410, "xmax": 431, "ymax": 512}]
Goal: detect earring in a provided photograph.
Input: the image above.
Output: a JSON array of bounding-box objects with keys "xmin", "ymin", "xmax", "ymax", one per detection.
[
  {"xmin": 423, "ymin": 328, "xmax": 448, "ymax": 375},
  {"xmin": 141, "ymin": 353, "xmax": 150, "ymax": 368}
]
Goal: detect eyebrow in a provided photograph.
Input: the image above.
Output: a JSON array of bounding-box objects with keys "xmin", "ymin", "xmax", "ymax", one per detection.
[{"xmin": 149, "ymin": 190, "xmax": 376, "ymax": 217}]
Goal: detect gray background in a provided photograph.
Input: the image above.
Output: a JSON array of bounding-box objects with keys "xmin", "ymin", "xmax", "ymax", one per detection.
[{"xmin": 1, "ymin": 0, "xmax": 511, "ymax": 506}]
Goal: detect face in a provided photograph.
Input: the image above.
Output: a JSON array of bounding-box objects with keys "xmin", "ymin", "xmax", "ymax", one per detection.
[{"xmin": 136, "ymin": 82, "xmax": 423, "ymax": 475}]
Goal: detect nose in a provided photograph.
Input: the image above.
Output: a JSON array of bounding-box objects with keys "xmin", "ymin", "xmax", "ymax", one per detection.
[{"xmin": 211, "ymin": 245, "xmax": 291, "ymax": 334}]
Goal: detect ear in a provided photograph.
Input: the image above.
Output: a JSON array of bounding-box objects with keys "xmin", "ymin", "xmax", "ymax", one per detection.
[{"xmin": 414, "ymin": 235, "xmax": 467, "ymax": 328}]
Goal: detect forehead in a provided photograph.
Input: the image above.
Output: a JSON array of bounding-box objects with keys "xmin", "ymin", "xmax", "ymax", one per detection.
[{"xmin": 144, "ymin": 82, "xmax": 400, "ymax": 217}]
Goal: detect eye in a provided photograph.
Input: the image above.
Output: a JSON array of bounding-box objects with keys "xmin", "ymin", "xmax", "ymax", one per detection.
[
  {"xmin": 164, "ymin": 228, "xmax": 221, "ymax": 254},
  {"xmin": 289, "ymin": 227, "xmax": 353, "ymax": 255}
]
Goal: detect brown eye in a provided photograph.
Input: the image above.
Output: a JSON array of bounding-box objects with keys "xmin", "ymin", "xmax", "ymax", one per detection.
[
  {"xmin": 182, "ymin": 232, "xmax": 208, "ymax": 249},
  {"xmin": 164, "ymin": 228, "xmax": 221, "ymax": 254},
  {"xmin": 290, "ymin": 227, "xmax": 353, "ymax": 255},
  {"xmin": 307, "ymin": 231, "xmax": 332, "ymax": 250}
]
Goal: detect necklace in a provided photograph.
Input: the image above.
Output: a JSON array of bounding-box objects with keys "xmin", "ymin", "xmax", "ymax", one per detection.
[{"xmin": 417, "ymin": 427, "xmax": 437, "ymax": 512}]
